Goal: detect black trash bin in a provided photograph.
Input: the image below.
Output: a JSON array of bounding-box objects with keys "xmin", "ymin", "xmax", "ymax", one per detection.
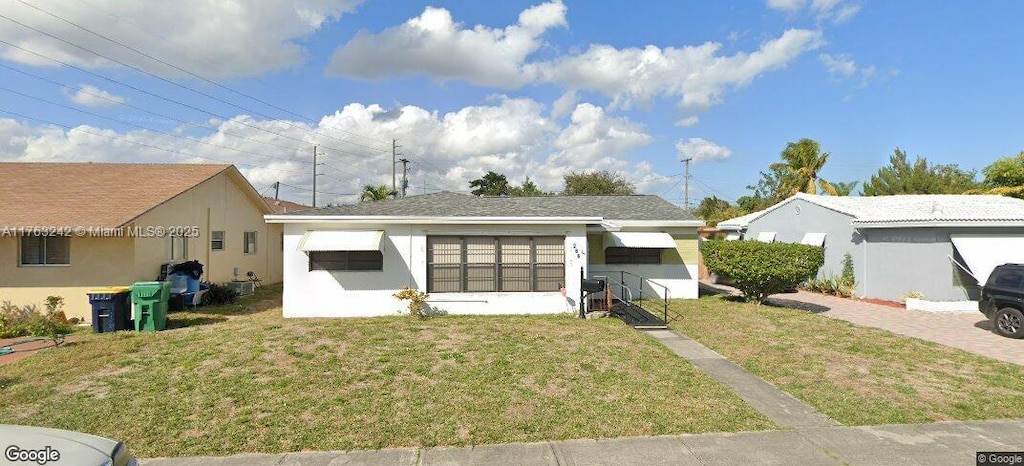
[{"xmin": 87, "ymin": 287, "xmax": 132, "ymax": 333}]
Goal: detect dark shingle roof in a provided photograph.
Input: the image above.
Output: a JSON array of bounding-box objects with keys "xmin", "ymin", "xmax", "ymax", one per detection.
[{"xmin": 284, "ymin": 192, "xmax": 698, "ymax": 222}]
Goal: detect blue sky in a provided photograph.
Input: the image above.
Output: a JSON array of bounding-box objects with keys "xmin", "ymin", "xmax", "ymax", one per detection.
[{"xmin": 1, "ymin": 0, "xmax": 1021, "ymax": 206}]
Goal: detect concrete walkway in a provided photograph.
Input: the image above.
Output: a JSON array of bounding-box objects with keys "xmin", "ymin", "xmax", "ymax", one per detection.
[
  {"xmin": 643, "ymin": 329, "xmax": 837, "ymax": 429},
  {"xmin": 141, "ymin": 418, "xmax": 1024, "ymax": 465}
]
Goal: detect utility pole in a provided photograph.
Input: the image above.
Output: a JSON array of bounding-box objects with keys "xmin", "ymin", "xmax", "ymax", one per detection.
[
  {"xmin": 682, "ymin": 157, "xmax": 693, "ymax": 210},
  {"xmin": 399, "ymin": 158, "xmax": 410, "ymax": 197},
  {"xmin": 312, "ymin": 145, "xmax": 324, "ymax": 207},
  {"xmin": 392, "ymin": 139, "xmax": 402, "ymax": 196},
  {"xmin": 273, "ymin": 181, "xmax": 280, "ymax": 200}
]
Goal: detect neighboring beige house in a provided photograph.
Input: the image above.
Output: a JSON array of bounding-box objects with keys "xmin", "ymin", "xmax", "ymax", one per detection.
[{"xmin": 0, "ymin": 162, "xmax": 282, "ymax": 321}]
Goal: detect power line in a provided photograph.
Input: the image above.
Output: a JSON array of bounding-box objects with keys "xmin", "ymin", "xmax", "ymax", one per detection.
[
  {"xmin": 0, "ymin": 107, "xmax": 310, "ymax": 176},
  {"xmin": 277, "ymin": 182, "xmax": 358, "ymax": 197},
  {"xmin": 12, "ymin": 0, "xmax": 392, "ymax": 149},
  {"xmin": 0, "ymin": 84, "xmax": 307, "ymax": 166},
  {"xmin": 0, "ymin": 26, "xmax": 384, "ymax": 160},
  {"xmin": 0, "ymin": 62, "xmax": 321, "ymax": 157}
]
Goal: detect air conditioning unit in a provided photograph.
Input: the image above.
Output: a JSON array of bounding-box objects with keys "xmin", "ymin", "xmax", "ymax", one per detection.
[{"xmin": 224, "ymin": 281, "xmax": 254, "ymax": 296}]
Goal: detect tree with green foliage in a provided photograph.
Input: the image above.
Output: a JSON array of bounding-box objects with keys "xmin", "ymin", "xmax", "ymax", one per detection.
[
  {"xmin": 776, "ymin": 138, "xmax": 838, "ymax": 196},
  {"xmin": 509, "ymin": 177, "xmax": 551, "ymax": 196},
  {"xmin": 739, "ymin": 163, "xmax": 789, "ymax": 212},
  {"xmin": 982, "ymin": 152, "xmax": 1024, "ymax": 188},
  {"xmin": 829, "ymin": 181, "xmax": 859, "ymax": 196},
  {"xmin": 562, "ymin": 170, "xmax": 635, "ymax": 195},
  {"xmin": 694, "ymin": 196, "xmax": 747, "ymax": 226},
  {"xmin": 469, "ymin": 171, "xmax": 511, "ymax": 196},
  {"xmin": 701, "ymin": 240, "xmax": 824, "ymax": 304},
  {"xmin": 861, "ymin": 148, "xmax": 979, "ymax": 195},
  {"xmin": 359, "ymin": 184, "xmax": 395, "ymax": 202}
]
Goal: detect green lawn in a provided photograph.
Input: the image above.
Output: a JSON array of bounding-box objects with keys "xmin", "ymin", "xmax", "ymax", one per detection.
[
  {"xmin": 666, "ymin": 294, "xmax": 1024, "ymax": 425},
  {"xmin": 0, "ymin": 285, "xmax": 772, "ymax": 457}
]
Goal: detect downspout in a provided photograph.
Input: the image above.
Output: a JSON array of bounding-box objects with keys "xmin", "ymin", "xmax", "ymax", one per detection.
[
  {"xmin": 408, "ymin": 224, "xmax": 414, "ymax": 288},
  {"xmin": 861, "ymin": 230, "xmax": 868, "ymax": 298}
]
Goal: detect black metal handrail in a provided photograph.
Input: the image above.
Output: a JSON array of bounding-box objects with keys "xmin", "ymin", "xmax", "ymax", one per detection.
[{"xmin": 616, "ymin": 270, "xmax": 671, "ymax": 324}]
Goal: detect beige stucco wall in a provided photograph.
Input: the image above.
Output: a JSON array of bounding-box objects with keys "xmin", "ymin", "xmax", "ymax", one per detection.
[
  {"xmin": 0, "ymin": 235, "xmax": 135, "ymax": 320},
  {"xmin": 0, "ymin": 170, "xmax": 281, "ymax": 321},
  {"xmin": 131, "ymin": 171, "xmax": 282, "ymax": 285}
]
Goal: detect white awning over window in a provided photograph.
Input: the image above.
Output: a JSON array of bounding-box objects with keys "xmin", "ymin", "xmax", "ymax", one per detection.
[
  {"xmin": 604, "ymin": 231, "xmax": 676, "ymax": 249},
  {"xmin": 800, "ymin": 232, "xmax": 827, "ymax": 246},
  {"xmin": 297, "ymin": 230, "xmax": 384, "ymax": 252},
  {"xmin": 724, "ymin": 232, "xmax": 741, "ymax": 241},
  {"xmin": 950, "ymin": 234, "xmax": 1024, "ymax": 284},
  {"xmin": 755, "ymin": 231, "xmax": 777, "ymax": 243}
]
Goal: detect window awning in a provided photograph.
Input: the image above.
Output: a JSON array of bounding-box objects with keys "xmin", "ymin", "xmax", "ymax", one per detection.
[
  {"xmin": 724, "ymin": 232, "xmax": 741, "ymax": 241},
  {"xmin": 755, "ymin": 231, "xmax": 777, "ymax": 243},
  {"xmin": 800, "ymin": 232, "xmax": 827, "ymax": 246},
  {"xmin": 297, "ymin": 230, "xmax": 384, "ymax": 252},
  {"xmin": 604, "ymin": 231, "xmax": 676, "ymax": 249},
  {"xmin": 950, "ymin": 234, "xmax": 1024, "ymax": 284}
]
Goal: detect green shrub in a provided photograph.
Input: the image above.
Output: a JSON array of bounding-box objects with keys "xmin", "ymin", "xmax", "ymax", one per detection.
[
  {"xmin": 393, "ymin": 287, "xmax": 430, "ymax": 318},
  {"xmin": 0, "ymin": 301, "xmax": 36, "ymax": 338},
  {"xmin": 841, "ymin": 253, "xmax": 855, "ymax": 284},
  {"xmin": 0, "ymin": 300, "xmax": 73, "ymax": 345},
  {"xmin": 701, "ymin": 240, "xmax": 824, "ymax": 304}
]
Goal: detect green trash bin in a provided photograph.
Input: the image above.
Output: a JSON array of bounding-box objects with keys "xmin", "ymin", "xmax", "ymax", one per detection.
[{"xmin": 130, "ymin": 281, "xmax": 170, "ymax": 332}]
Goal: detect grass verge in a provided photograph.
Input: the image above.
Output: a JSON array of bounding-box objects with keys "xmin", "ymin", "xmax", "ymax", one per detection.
[
  {"xmin": 0, "ymin": 285, "xmax": 773, "ymax": 457},
  {"xmin": 667, "ymin": 294, "xmax": 1024, "ymax": 425}
]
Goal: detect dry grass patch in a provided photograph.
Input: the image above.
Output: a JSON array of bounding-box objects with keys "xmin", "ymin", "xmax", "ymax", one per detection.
[
  {"xmin": 0, "ymin": 285, "xmax": 773, "ymax": 457},
  {"xmin": 668, "ymin": 294, "xmax": 1024, "ymax": 425}
]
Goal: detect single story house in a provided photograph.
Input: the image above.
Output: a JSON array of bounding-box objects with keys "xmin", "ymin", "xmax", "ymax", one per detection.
[
  {"xmin": 263, "ymin": 197, "xmax": 313, "ymax": 214},
  {"xmin": 718, "ymin": 192, "xmax": 1024, "ymax": 309},
  {"xmin": 0, "ymin": 162, "xmax": 283, "ymax": 320},
  {"xmin": 264, "ymin": 192, "xmax": 703, "ymax": 317}
]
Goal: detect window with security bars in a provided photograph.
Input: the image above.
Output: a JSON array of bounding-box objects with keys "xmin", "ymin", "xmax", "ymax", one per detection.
[
  {"xmin": 605, "ymin": 247, "xmax": 662, "ymax": 264},
  {"xmin": 427, "ymin": 236, "xmax": 565, "ymax": 293},
  {"xmin": 309, "ymin": 251, "xmax": 383, "ymax": 271}
]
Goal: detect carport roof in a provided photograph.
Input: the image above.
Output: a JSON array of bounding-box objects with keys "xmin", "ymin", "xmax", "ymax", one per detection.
[{"xmin": 718, "ymin": 192, "xmax": 1024, "ymax": 228}]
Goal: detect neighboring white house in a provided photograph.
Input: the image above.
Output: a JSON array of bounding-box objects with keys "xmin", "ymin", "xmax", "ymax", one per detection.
[
  {"xmin": 717, "ymin": 192, "xmax": 1024, "ymax": 310},
  {"xmin": 264, "ymin": 192, "xmax": 704, "ymax": 318}
]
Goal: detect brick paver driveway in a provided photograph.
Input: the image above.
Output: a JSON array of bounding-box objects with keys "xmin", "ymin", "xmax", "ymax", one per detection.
[{"xmin": 765, "ymin": 290, "xmax": 1024, "ymax": 365}]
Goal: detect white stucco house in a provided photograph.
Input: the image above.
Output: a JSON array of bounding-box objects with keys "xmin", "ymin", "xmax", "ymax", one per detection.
[{"xmin": 264, "ymin": 192, "xmax": 704, "ymax": 318}]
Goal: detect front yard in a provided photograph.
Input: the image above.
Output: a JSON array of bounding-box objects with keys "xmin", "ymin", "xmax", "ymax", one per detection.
[
  {"xmin": 0, "ymin": 285, "xmax": 772, "ymax": 457},
  {"xmin": 667, "ymin": 294, "xmax": 1024, "ymax": 425}
]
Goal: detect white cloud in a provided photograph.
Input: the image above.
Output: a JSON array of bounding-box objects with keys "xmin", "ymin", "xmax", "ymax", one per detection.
[
  {"xmin": 769, "ymin": 0, "xmax": 860, "ymax": 24},
  {"xmin": 675, "ymin": 138, "xmax": 732, "ymax": 163},
  {"xmin": 0, "ymin": 0, "xmax": 360, "ymax": 78},
  {"xmin": 0, "ymin": 98, "xmax": 673, "ymax": 204},
  {"xmin": 64, "ymin": 84, "xmax": 126, "ymax": 107},
  {"xmin": 326, "ymin": 1, "xmax": 567, "ymax": 87},
  {"xmin": 819, "ymin": 53, "xmax": 897, "ymax": 88},
  {"xmin": 675, "ymin": 116, "xmax": 700, "ymax": 127},
  {"xmin": 327, "ymin": 3, "xmax": 821, "ymax": 114},
  {"xmin": 530, "ymin": 28, "xmax": 823, "ymax": 111},
  {"xmin": 766, "ymin": 0, "xmax": 806, "ymax": 12},
  {"xmin": 819, "ymin": 53, "xmax": 856, "ymax": 77},
  {"xmin": 551, "ymin": 90, "xmax": 578, "ymax": 119}
]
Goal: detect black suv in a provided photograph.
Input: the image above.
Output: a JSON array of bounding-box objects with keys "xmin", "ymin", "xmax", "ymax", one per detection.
[{"xmin": 980, "ymin": 264, "xmax": 1024, "ymax": 339}]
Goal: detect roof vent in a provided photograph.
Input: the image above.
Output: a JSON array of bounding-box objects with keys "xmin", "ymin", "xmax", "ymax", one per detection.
[{"xmin": 930, "ymin": 201, "xmax": 944, "ymax": 218}]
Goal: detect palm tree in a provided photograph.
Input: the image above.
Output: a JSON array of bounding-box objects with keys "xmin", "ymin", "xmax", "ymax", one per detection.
[
  {"xmin": 831, "ymin": 181, "xmax": 859, "ymax": 196},
  {"xmin": 360, "ymin": 184, "xmax": 395, "ymax": 202},
  {"xmin": 777, "ymin": 138, "xmax": 838, "ymax": 196}
]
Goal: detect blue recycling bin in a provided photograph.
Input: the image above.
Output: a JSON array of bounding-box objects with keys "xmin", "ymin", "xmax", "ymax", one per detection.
[{"xmin": 87, "ymin": 287, "xmax": 132, "ymax": 333}]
